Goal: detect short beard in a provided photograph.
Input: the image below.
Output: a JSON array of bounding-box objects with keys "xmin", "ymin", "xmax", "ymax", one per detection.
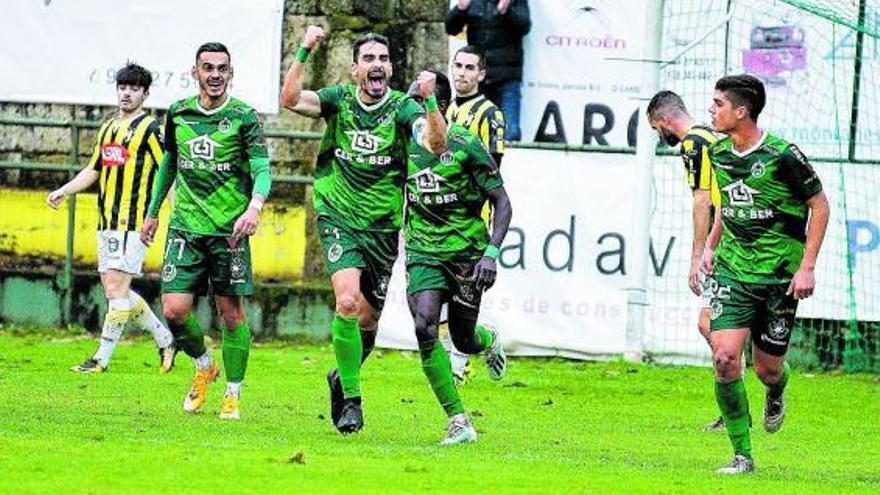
[
  {"xmin": 661, "ymin": 130, "xmax": 681, "ymax": 147},
  {"xmin": 200, "ymin": 79, "xmax": 227, "ymax": 97}
]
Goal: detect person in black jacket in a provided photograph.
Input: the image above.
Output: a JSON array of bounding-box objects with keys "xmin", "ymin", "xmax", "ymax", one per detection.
[{"xmin": 446, "ymin": 0, "xmax": 531, "ymax": 141}]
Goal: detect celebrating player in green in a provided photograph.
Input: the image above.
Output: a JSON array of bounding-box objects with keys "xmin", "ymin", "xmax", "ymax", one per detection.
[
  {"xmin": 280, "ymin": 25, "xmax": 447, "ymax": 434},
  {"xmin": 141, "ymin": 42, "xmax": 272, "ymax": 420},
  {"xmin": 703, "ymin": 75, "xmax": 829, "ymax": 474},
  {"xmin": 404, "ymin": 71, "xmax": 512, "ymax": 445}
]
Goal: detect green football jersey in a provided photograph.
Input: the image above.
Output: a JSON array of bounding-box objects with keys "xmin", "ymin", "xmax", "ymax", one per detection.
[
  {"xmin": 314, "ymin": 85, "xmax": 424, "ymax": 232},
  {"xmin": 164, "ymin": 95, "xmax": 268, "ymax": 236},
  {"xmin": 711, "ymin": 133, "xmax": 823, "ymax": 283},
  {"xmin": 405, "ymin": 124, "xmax": 503, "ymax": 262}
]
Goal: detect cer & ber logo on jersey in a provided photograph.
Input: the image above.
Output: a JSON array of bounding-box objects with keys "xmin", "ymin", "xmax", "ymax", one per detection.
[
  {"xmin": 411, "ymin": 168, "xmax": 446, "ymax": 193},
  {"xmin": 722, "ymin": 179, "xmax": 761, "ymax": 206},
  {"xmin": 185, "ymin": 135, "xmax": 223, "ymax": 160},
  {"xmin": 345, "ymin": 130, "xmax": 385, "ymax": 153}
]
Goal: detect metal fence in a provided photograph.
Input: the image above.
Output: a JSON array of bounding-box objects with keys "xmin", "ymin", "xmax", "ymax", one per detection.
[{"xmin": 0, "ymin": 115, "xmax": 624, "ymax": 324}]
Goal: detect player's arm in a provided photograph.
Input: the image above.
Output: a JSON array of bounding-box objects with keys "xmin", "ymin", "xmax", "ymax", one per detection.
[
  {"xmin": 233, "ymin": 110, "xmax": 272, "ymax": 238},
  {"xmin": 689, "ymin": 189, "xmax": 712, "ymax": 293},
  {"xmin": 141, "ymin": 110, "xmax": 178, "ymax": 245},
  {"xmin": 701, "ymin": 204, "xmax": 723, "ymax": 276},
  {"xmin": 414, "ymin": 71, "xmax": 448, "ymax": 154},
  {"xmin": 46, "ymin": 168, "xmax": 99, "ymax": 209},
  {"xmin": 780, "ymin": 144, "xmax": 828, "ymax": 300},
  {"xmin": 686, "ymin": 136, "xmax": 713, "ymax": 294},
  {"xmin": 469, "ymin": 142, "xmax": 511, "ymax": 290},
  {"xmin": 474, "ymin": 184, "xmax": 512, "ymax": 291},
  {"xmin": 486, "ymin": 186, "xmax": 512, "ymax": 249},
  {"xmin": 47, "ymin": 129, "xmax": 106, "ymax": 209},
  {"xmin": 279, "ymin": 25, "xmax": 325, "ymax": 117}
]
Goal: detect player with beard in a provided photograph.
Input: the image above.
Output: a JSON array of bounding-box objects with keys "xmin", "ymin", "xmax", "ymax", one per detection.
[
  {"xmin": 141, "ymin": 42, "xmax": 272, "ymax": 420},
  {"xmin": 647, "ymin": 90, "xmax": 726, "ymax": 432},
  {"xmin": 280, "ymin": 26, "xmax": 447, "ymax": 434}
]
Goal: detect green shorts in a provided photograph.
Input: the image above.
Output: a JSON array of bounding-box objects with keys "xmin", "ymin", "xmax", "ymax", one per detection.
[
  {"xmin": 160, "ymin": 229, "xmax": 253, "ymax": 297},
  {"xmin": 707, "ymin": 275, "xmax": 798, "ymax": 357},
  {"xmin": 316, "ymin": 215, "xmax": 398, "ymax": 312},
  {"xmin": 406, "ymin": 259, "xmax": 482, "ymax": 311}
]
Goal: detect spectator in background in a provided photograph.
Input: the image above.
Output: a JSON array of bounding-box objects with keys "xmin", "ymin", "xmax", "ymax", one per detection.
[{"xmin": 446, "ymin": 0, "xmax": 531, "ymax": 141}]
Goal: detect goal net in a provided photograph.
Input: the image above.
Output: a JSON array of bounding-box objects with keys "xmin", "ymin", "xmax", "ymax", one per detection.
[{"xmin": 646, "ymin": 0, "xmax": 879, "ymax": 371}]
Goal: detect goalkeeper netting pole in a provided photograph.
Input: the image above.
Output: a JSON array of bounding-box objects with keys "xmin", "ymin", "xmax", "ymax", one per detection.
[
  {"xmin": 843, "ymin": 0, "xmax": 869, "ymax": 372},
  {"xmin": 625, "ymin": 0, "xmax": 665, "ymax": 362}
]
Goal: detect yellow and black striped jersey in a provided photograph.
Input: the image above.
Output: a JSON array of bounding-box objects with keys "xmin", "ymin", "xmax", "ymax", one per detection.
[
  {"xmin": 446, "ymin": 94, "xmax": 505, "ymax": 157},
  {"xmin": 680, "ymin": 124, "xmax": 721, "ymax": 209},
  {"xmin": 87, "ymin": 113, "xmax": 163, "ymax": 232}
]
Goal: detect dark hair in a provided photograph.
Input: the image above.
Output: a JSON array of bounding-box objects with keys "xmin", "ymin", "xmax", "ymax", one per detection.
[
  {"xmin": 352, "ymin": 33, "xmax": 390, "ymax": 62},
  {"xmin": 454, "ymin": 45, "xmax": 486, "ymax": 70},
  {"xmin": 646, "ymin": 90, "xmax": 688, "ymax": 120},
  {"xmin": 715, "ymin": 74, "xmax": 766, "ymax": 121},
  {"xmin": 433, "ymin": 71, "xmax": 452, "ymax": 110},
  {"xmin": 195, "ymin": 42, "xmax": 231, "ymax": 63},
  {"xmin": 115, "ymin": 62, "xmax": 152, "ymax": 91}
]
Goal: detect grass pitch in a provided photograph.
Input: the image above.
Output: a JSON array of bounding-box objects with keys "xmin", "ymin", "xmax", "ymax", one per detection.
[{"xmin": 0, "ymin": 328, "xmax": 876, "ymax": 494}]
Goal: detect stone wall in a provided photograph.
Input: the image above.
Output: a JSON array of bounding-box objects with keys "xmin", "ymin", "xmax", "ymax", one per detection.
[{"xmin": 0, "ymin": 0, "xmax": 449, "ymax": 281}]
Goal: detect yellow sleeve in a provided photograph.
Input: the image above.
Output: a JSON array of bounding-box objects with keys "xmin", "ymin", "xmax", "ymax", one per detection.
[{"xmin": 87, "ymin": 121, "xmax": 110, "ymax": 171}]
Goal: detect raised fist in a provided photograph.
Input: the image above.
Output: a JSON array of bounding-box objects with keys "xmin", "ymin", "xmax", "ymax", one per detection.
[
  {"xmin": 302, "ymin": 25, "xmax": 325, "ymax": 51},
  {"xmin": 416, "ymin": 71, "xmax": 436, "ymax": 100}
]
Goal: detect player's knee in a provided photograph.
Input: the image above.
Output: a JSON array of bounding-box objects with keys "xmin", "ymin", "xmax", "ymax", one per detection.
[
  {"xmin": 104, "ymin": 286, "xmax": 128, "ymax": 300},
  {"xmin": 358, "ymin": 312, "xmax": 378, "ymax": 332},
  {"xmin": 162, "ymin": 304, "xmax": 188, "ymax": 324},
  {"xmin": 220, "ymin": 311, "xmax": 244, "ymax": 330},
  {"xmin": 102, "ymin": 277, "xmax": 128, "ymax": 299},
  {"xmin": 755, "ymin": 362, "xmax": 783, "ymax": 385},
  {"xmin": 335, "ymin": 295, "xmax": 359, "ymax": 316},
  {"xmin": 413, "ymin": 313, "xmax": 439, "ymax": 343},
  {"xmin": 713, "ymin": 350, "xmax": 742, "ymax": 379}
]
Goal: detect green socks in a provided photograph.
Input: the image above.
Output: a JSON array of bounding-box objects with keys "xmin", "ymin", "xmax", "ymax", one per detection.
[
  {"xmin": 715, "ymin": 378, "xmax": 753, "ymax": 459},
  {"xmin": 419, "ymin": 339, "xmax": 464, "ymax": 417},
  {"xmin": 222, "ymin": 322, "xmax": 251, "ymax": 382},
  {"xmin": 767, "ymin": 362, "xmax": 791, "ymax": 399},
  {"xmin": 168, "ymin": 314, "xmax": 207, "ymax": 359},
  {"xmin": 332, "ymin": 315, "xmax": 362, "ymax": 399}
]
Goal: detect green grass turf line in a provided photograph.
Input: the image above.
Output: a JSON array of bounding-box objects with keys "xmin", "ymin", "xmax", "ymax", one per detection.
[{"xmin": 0, "ymin": 331, "xmax": 877, "ymax": 494}]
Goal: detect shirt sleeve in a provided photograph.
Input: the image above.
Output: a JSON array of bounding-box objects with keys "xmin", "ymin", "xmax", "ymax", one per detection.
[
  {"xmin": 504, "ymin": 0, "xmax": 532, "ymax": 36},
  {"xmin": 780, "ymin": 144, "xmax": 823, "ymax": 200},
  {"xmin": 88, "ymin": 120, "xmax": 115, "ymax": 171},
  {"xmin": 397, "ymin": 96, "xmax": 427, "ymax": 131},
  {"xmin": 483, "ymin": 106, "xmax": 506, "ymax": 156},
  {"xmin": 241, "ymin": 108, "xmax": 269, "ymax": 160},
  {"xmin": 681, "ymin": 135, "xmax": 712, "ymax": 191},
  {"xmin": 317, "ymin": 85, "xmax": 345, "ymax": 120},
  {"xmin": 146, "ymin": 120, "xmax": 164, "ymax": 166},
  {"xmin": 466, "ymin": 135, "xmax": 504, "ymax": 193},
  {"xmin": 146, "ymin": 109, "xmax": 179, "ymax": 218},
  {"xmin": 163, "ymin": 107, "xmax": 178, "ymax": 162},
  {"xmin": 445, "ymin": 5, "xmax": 468, "ymax": 35},
  {"xmin": 87, "ymin": 129, "xmax": 104, "ymax": 172}
]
